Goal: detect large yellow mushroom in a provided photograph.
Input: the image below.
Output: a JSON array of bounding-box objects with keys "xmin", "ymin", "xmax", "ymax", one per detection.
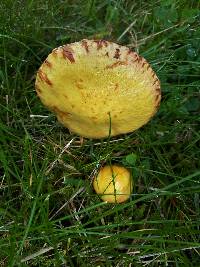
[{"xmin": 35, "ymin": 39, "xmax": 161, "ymax": 139}]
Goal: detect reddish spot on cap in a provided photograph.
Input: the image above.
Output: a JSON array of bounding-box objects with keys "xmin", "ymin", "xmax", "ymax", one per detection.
[
  {"xmin": 62, "ymin": 46, "xmax": 75, "ymax": 63},
  {"xmin": 94, "ymin": 40, "xmax": 108, "ymax": 50},
  {"xmin": 35, "ymin": 84, "xmax": 42, "ymax": 94},
  {"xmin": 38, "ymin": 70, "xmax": 52, "ymax": 86},
  {"xmin": 153, "ymin": 78, "xmax": 159, "ymax": 86},
  {"xmin": 81, "ymin": 40, "xmax": 89, "ymax": 53},
  {"xmin": 51, "ymin": 106, "xmax": 71, "ymax": 118},
  {"xmin": 106, "ymin": 61, "xmax": 127, "ymax": 69},
  {"xmin": 44, "ymin": 60, "xmax": 52, "ymax": 68},
  {"xmin": 114, "ymin": 83, "xmax": 119, "ymax": 91},
  {"xmin": 114, "ymin": 48, "xmax": 121, "ymax": 59}
]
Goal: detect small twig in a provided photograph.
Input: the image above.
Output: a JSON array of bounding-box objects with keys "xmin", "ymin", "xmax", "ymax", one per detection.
[
  {"xmin": 0, "ymin": 220, "xmax": 14, "ymax": 232},
  {"xmin": 0, "ymin": 174, "xmax": 6, "ymax": 188},
  {"xmin": 30, "ymin": 114, "xmax": 49, "ymax": 118},
  {"xmin": 25, "ymin": 97, "xmax": 32, "ymax": 114},
  {"xmin": 58, "ymin": 159, "xmax": 81, "ymax": 173},
  {"xmin": 45, "ymin": 138, "xmax": 75, "ymax": 175},
  {"xmin": 71, "ymin": 138, "xmax": 126, "ymax": 148},
  {"xmin": 138, "ymin": 245, "xmax": 200, "ymax": 263},
  {"xmin": 6, "ymin": 95, "xmax": 9, "ymax": 126},
  {"xmin": 49, "ymin": 187, "xmax": 85, "ymax": 220},
  {"xmin": 77, "ymin": 198, "xmax": 85, "ymax": 212},
  {"xmin": 137, "ymin": 23, "xmax": 180, "ymax": 45},
  {"xmin": 21, "ymin": 246, "xmax": 54, "ymax": 263},
  {"xmin": 117, "ymin": 20, "xmax": 137, "ymax": 41},
  {"xmin": 70, "ymin": 201, "xmax": 83, "ymax": 225}
]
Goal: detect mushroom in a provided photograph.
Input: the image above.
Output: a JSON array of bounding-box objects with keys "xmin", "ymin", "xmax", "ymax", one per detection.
[
  {"xmin": 35, "ymin": 39, "xmax": 161, "ymax": 138},
  {"xmin": 93, "ymin": 165, "xmax": 132, "ymax": 203}
]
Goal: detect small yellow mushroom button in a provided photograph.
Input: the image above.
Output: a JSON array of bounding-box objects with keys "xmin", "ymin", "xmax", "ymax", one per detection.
[{"xmin": 93, "ymin": 165, "xmax": 133, "ymax": 203}]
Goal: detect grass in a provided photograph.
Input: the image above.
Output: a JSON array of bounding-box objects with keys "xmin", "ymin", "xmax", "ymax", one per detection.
[{"xmin": 0, "ymin": 0, "xmax": 200, "ymax": 266}]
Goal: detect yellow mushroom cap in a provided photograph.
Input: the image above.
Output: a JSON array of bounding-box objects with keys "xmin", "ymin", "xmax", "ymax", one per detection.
[
  {"xmin": 35, "ymin": 39, "xmax": 161, "ymax": 138},
  {"xmin": 93, "ymin": 165, "xmax": 133, "ymax": 203}
]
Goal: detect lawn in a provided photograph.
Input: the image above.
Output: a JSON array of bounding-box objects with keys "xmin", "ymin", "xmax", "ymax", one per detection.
[{"xmin": 0, "ymin": 0, "xmax": 200, "ymax": 266}]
